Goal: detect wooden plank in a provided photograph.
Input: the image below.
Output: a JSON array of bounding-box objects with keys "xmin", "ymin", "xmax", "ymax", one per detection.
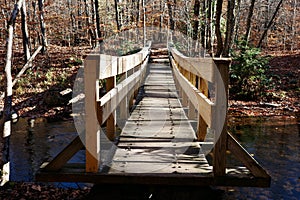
[
  {"xmin": 42, "ymin": 136, "xmax": 83, "ymax": 171},
  {"xmin": 98, "ymin": 54, "xmax": 117, "ymax": 79},
  {"xmin": 106, "ymin": 76, "xmax": 116, "ymax": 141},
  {"xmin": 84, "ymin": 57, "xmax": 100, "ymax": 172},
  {"xmin": 170, "ymin": 48, "xmax": 215, "ymax": 82},
  {"xmin": 99, "ymin": 56, "xmax": 148, "ymax": 113},
  {"xmin": 36, "ymin": 166, "xmax": 270, "ymax": 187},
  {"xmin": 182, "ymin": 90, "xmax": 189, "ymax": 107},
  {"xmin": 119, "ymin": 72, "xmax": 128, "ymax": 119},
  {"xmin": 100, "ymin": 69, "xmax": 141, "ymax": 123},
  {"xmin": 188, "ymin": 100, "xmax": 196, "ymax": 119},
  {"xmin": 98, "ymin": 47, "xmax": 150, "ymax": 80},
  {"xmin": 197, "ymin": 78, "xmax": 209, "ymax": 141},
  {"xmin": 227, "ymin": 133, "xmax": 270, "ymax": 178},
  {"xmin": 171, "ymin": 58, "xmax": 214, "ymax": 127},
  {"xmin": 213, "ymin": 59, "xmax": 230, "ymax": 177}
]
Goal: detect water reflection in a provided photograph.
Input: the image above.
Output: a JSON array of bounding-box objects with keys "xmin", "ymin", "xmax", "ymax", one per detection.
[
  {"xmin": 225, "ymin": 116, "xmax": 300, "ymax": 199},
  {"xmin": 9, "ymin": 116, "xmax": 300, "ymax": 199},
  {"xmin": 10, "ymin": 118, "xmax": 83, "ymax": 182}
]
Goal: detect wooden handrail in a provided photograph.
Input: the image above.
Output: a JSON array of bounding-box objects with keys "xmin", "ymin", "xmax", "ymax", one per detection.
[
  {"xmin": 169, "ymin": 46, "xmax": 231, "ymax": 177},
  {"xmin": 170, "ymin": 48, "xmax": 215, "ymax": 82},
  {"xmin": 84, "ymin": 43, "xmax": 151, "ymax": 172},
  {"xmin": 170, "ymin": 57, "xmax": 214, "ymax": 127},
  {"xmin": 97, "ymin": 56, "xmax": 149, "ymax": 125},
  {"xmin": 97, "ymin": 43, "xmax": 151, "ymax": 80}
]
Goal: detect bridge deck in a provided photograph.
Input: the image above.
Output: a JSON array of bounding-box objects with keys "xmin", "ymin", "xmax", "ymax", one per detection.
[{"xmin": 106, "ymin": 62, "xmax": 211, "ymax": 174}]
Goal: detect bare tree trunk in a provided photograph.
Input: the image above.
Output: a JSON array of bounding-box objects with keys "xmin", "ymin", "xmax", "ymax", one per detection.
[
  {"xmin": 142, "ymin": 0, "xmax": 146, "ymax": 46},
  {"xmin": 223, "ymin": 0, "xmax": 236, "ymax": 57},
  {"xmin": 136, "ymin": 0, "xmax": 140, "ymax": 26},
  {"xmin": 21, "ymin": 0, "xmax": 31, "ymax": 63},
  {"xmin": 257, "ymin": 0, "xmax": 283, "ymax": 48},
  {"xmin": 94, "ymin": 0, "xmax": 102, "ymax": 46},
  {"xmin": 38, "ymin": 0, "xmax": 47, "ymax": 53},
  {"xmin": 90, "ymin": 0, "xmax": 98, "ymax": 40},
  {"xmin": 206, "ymin": 0, "xmax": 212, "ymax": 52},
  {"xmin": 215, "ymin": 0, "xmax": 223, "ymax": 57},
  {"xmin": 291, "ymin": 0, "xmax": 297, "ymax": 51},
  {"xmin": 31, "ymin": 1, "xmax": 38, "ymax": 49},
  {"xmin": 1, "ymin": 0, "xmax": 24, "ymax": 186},
  {"xmin": 167, "ymin": 0, "xmax": 175, "ymax": 30},
  {"xmin": 244, "ymin": 0, "xmax": 256, "ymax": 43},
  {"xmin": 193, "ymin": 0, "xmax": 200, "ymax": 40},
  {"xmin": 84, "ymin": 0, "xmax": 96, "ymax": 48},
  {"xmin": 233, "ymin": 0, "xmax": 241, "ymax": 46},
  {"xmin": 114, "ymin": 0, "xmax": 121, "ymax": 31},
  {"xmin": 159, "ymin": 0, "xmax": 163, "ymax": 42},
  {"xmin": 200, "ymin": 0, "xmax": 206, "ymax": 49}
]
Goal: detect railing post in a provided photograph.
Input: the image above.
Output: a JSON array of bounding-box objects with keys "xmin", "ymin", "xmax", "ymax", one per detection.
[
  {"xmin": 213, "ymin": 58, "xmax": 230, "ymax": 177},
  {"xmin": 84, "ymin": 55, "xmax": 100, "ymax": 172},
  {"xmin": 197, "ymin": 77, "xmax": 208, "ymax": 141},
  {"xmin": 106, "ymin": 76, "xmax": 116, "ymax": 141},
  {"xmin": 188, "ymin": 73, "xmax": 197, "ymax": 119},
  {"xmin": 119, "ymin": 72, "xmax": 129, "ymax": 120}
]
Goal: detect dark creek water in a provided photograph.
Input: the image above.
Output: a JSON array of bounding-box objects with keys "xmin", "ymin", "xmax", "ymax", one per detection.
[
  {"xmin": 9, "ymin": 116, "xmax": 299, "ymax": 199},
  {"xmin": 10, "ymin": 118, "xmax": 85, "ymax": 184},
  {"xmin": 224, "ymin": 116, "xmax": 300, "ymax": 200}
]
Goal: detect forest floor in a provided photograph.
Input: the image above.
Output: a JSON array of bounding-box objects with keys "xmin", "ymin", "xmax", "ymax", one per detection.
[
  {"xmin": 229, "ymin": 51, "xmax": 300, "ymax": 118},
  {"xmin": 0, "ymin": 45, "xmax": 299, "ymax": 199}
]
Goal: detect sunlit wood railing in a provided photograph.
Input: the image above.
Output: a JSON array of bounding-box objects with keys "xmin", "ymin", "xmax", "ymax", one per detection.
[
  {"xmin": 84, "ymin": 42, "xmax": 151, "ymax": 172},
  {"xmin": 169, "ymin": 46, "xmax": 230, "ymax": 176}
]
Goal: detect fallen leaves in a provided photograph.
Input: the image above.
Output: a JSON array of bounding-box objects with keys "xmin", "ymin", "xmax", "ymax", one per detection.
[{"xmin": 0, "ymin": 182, "xmax": 91, "ymax": 200}]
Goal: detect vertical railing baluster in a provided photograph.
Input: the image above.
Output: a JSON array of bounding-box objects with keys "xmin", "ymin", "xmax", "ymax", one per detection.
[
  {"xmin": 197, "ymin": 77, "xmax": 209, "ymax": 141},
  {"xmin": 106, "ymin": 76, "xmax": 116, "ymax": 141}
]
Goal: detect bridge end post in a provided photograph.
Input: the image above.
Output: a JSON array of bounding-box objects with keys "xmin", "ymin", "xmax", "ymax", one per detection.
[
  {"xmin": 213, "ymin": 58, "xmax": 231, "ymax": 177},
  {"xmin": 84, "ymin": 56, "xmax": 100, "ymax": 172}
]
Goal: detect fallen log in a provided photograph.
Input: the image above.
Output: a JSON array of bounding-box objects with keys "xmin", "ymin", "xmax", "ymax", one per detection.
[{"xmin": 12, "ymin": 45, "xmax": 43, "ymax": 87}]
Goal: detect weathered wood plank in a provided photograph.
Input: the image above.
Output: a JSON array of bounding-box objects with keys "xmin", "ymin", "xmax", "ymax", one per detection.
[
  {"xmin": 170, "ymin": 48, "xmax": 215, "ymax": 82},
  {"xmin": 227, "ymin": 133, "xmax": 270, "ymax": 178},
  {"xmin": 42, "ymin": 136, "xmax": 83, "ymax": 171},
  {"xmin": 84, "ymin": 56, "xmax": 100, "ymax": 172},
  {"xmin": 197, "ymin": 77, "xmax": 209, "ymax": 141},
  {"xmin": 36, "ymin": 165, "xmax": 270, "ymax": 187},
  {"xmin": 98, "ymin": 46, "xmax": 150, "ymax": 80},
  {"xmin": 98, "ymin": 56, "xmax": 149, "ymax": 124},
  {"xmin": 213, "ymin": 59, "xmax": 230, "ymax": 177},
  {"xmin": 106, "ymin": 76, "xmax": 116, "ymax": 141},
  {"xmin": 171, "ymin": 58, "xmax": 214, "ymax": 127}
]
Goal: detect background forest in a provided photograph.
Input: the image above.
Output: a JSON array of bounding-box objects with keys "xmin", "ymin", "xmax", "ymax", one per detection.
[{"xmin": 0, "ymin": 0, "xmax": 298, "ymax": 117}]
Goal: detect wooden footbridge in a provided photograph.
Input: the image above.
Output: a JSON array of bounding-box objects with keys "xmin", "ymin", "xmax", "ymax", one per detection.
[{"xmin": 36, "ymin": 43, "xmax": 270, "ymax": 187}]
